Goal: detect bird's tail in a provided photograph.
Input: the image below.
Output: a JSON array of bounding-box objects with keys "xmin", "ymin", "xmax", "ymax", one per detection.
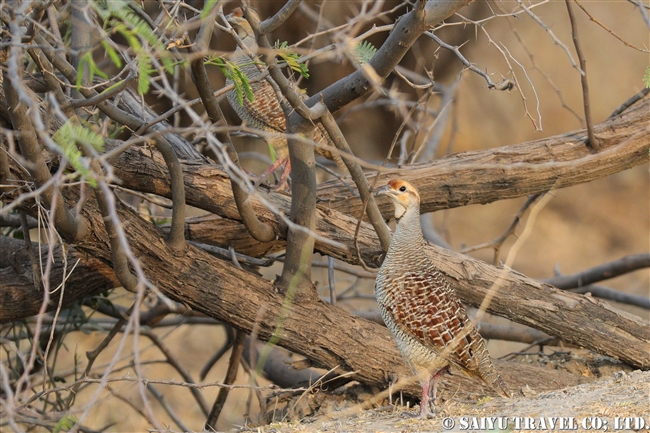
[{"xmin": 479, "ymin": 358, "xmax": 511, "ymax": 398}]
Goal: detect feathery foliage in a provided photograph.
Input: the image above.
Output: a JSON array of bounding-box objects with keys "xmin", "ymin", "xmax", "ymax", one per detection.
[
  {"xmin": 355, "ymin": 40, "xmax": 378, "ymax": 64},
  {"xmin": 206, "ymin": 57, "xmax": 255, "ymax": 106},
  {"xmin": 275, "ymin": 41, "xmax": 310, "ymax": 78},
  {"xmin": 91, "ymin": 0, "xmax": 174, "ymax": 95},
  {"xmin": 644, "ymin": 66, "xmax": 650, "ymax": 89},
  {"xmin": 52, "ymin": 121, "xmax": 105, "ymax": 187}
]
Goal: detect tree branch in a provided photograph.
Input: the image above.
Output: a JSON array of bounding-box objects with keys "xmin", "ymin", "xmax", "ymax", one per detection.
[
  {"xmin": 319, "ymin": 108, "xmax": 391, "ymax": 251},
  {"xmin": 317, "ymin": 98, "xmax": 650, "ymax": 217},
  {"xmin": 188, "ymin": 12, "xmax": 276, "ymax": 243},
  {"xmin": 259, "ymin": 0, "xmax": 303, "ymax": 34},
  {"xmin": 565, "ymin": 0, "xmax": 600, "ymax": 151},
  {"xmin": 570, "ymin": 285, "xmax": 650, "ymax": 310},
  {"xmin": 4, "ymin": 160, "xmax": 649, "ymax": 370},
  {"xmin": 2, "ymin": 68, "xmax": 89, "ymax": 242},
  {"xmin": 287, "ymin": 0, "xmax": 472, "ymax": 128},
  {"xmin": 543, "ymin": 253, "xmax": 650, "ymax": 290},
  {"xmin": 205, "ymin": 331, "xmax": 246, "ymax": 429},
  {"xmin": 279, "ymin": 133, "xmax": 318, "ymax": 292},
  {"xmin": 151, "ymin": 136, "xmax": 186, "ymax": 252}
]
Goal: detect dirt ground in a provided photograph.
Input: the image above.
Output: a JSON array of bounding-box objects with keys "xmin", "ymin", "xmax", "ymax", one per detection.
[{"xmin": 238, "ymin": 354, "xmax": 650, "ymax": 433}]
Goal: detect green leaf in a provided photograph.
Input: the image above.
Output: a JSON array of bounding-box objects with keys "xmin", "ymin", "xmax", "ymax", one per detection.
[
  {"xmin": 92, "ymin": 0, "xmax": 175, "ymax": 95},
  {"xmin": 101, "ymin": 40, "xmax": 122, "ymax": 68},
  {"xmin": 76, "ymin": 51, "xmax": 107, "ymax": 89},
  {"xmin": 137, "ymin": 50, "xmax": 152, "ymax": 95},
  {"xmin": 207, "ymin": 56, "xmax": 255, "ymax": 105},
  {"xmin": 52, "ymin": 121, "xmax": 105, "ymax": 187},
  {"xmin": 201, "ymin": 0, "xmax": 218, "ymax": 18},
  {"xmin": 644, "ymin": 66, "xmax": 650, "ymax": 89},
  {"xmin": 355, "ymin": 40, "xmax": 377, "ymax": 64},
  {"xmin": 274, "ymin": 40, "xmax": 309, "ymax": 78},
  {"xmin": 53, "ymin": 414, "xmax": 78, "ymax": 433}
]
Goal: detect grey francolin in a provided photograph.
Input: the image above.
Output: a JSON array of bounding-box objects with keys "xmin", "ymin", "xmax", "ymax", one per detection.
[
  {"xmin": 375, "ymin": 179, "xmax": 509, "ymax": 417},
  {"xmin": 225, "ymin": 8, "xmax": 343, "ymax": 188}
]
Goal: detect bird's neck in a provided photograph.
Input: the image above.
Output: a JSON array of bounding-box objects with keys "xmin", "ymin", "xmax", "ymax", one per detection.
[
  {"xmin": 386, "ymin": 207, "xmax": 424, "ymax": 259},
  {"xmin": 232, "ymin": 33, "xmax": 258, "ymax": 69},
  {"xmin": 236, "ymin": 27, "xmax": 258, "ymax": 52}
]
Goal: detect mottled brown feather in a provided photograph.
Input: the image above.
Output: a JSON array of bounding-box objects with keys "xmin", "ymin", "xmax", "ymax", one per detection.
[
  {"xmin": 375, "ymin": 180, "xmax": 510, "ymax": 401},
  {"xmin": 225, "ymin": 10, "xmax": 342, "ymax": 165}
]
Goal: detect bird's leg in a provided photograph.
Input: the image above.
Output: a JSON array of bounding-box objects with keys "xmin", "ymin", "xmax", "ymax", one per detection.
[
  {"xmin": 429, "ymin": 376, "xmax": 438, "ymax": 408},
  {"xmin": 420, "ymin": 366, "xmax": 450, "ymax": 418},
  {"xmin": 251, "ymin": 158, "xmax": 290, "ymax": 191},
  {"xmin": 420, "ymin": 376, "xmax": 434, "ymax": 418},
  {"xmin": 270, "ymin": 159, "xmax": 291, "ymax": 192}
]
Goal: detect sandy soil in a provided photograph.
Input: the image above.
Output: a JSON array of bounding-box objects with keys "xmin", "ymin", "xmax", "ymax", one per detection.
[{"xmin": 239, "ymin": 358, "xmax": 650, "ymax": 433}]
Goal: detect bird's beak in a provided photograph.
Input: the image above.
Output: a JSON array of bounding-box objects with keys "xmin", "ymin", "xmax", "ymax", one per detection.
[{"xmin": 375, "ymin": 185, "xmax": 391, "ymax": 197}]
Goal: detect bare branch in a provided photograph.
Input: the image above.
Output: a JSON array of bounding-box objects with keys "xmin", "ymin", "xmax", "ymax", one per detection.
[
  {"xmin": 515, "ymin": 0, "xmax": 583, "ymax": 74},
  {"xmin": 565, "ymin": 0, "xmax": 600, "ymax": 151},
  {"xmin": 317, "ymin": 98, "xmax": 649, "ymax": 217},
  {"xmin": 142, "ymin": 329, "xmax": 210, "ymax": 417},
  {"xmin": 570, "ymin": 285, "xmax": 650, "ymax": 310},
  {"xmin": 189, "ymin": 12, "xmax": 276, "ymax": 243},
  {"xmin": 574, "ymin": 0, "xmax": 649, "ymax": 52},
  {"xmin": 151, "ymin": 136, "xmax": 186, "ymax": 252},
  {"xmin": 287, "ymin": 0, "xmax": 471, "ymax": 129},
  {"xmin": 543, "ymin": 253, "xmax": 650, "ymax": 290},
  {"xmin": 89, "ymin": 162, "xmax": 139, "ymax": 292},
  {"xmin": 279, "ymin": 132, "xmax": 318, "ymax": 291},
  {"xmin": 259, "ymin": 0, "xmax": 303, "ymax": 34},
  {"xmin": 2, "ymin": 67, "xmax": 89, "ymax": 241},
  {"xmin": 461, "ymin": 193, "xmax": 542, "ymax": 265},
  {"xmin": 319, "ymin": 108, "xmax": 391, "ymax": 251},
  {"xmin": 205, "ymin": 331, "xmax": 246, "ymax": 429},
  {"xmin": 19, "ymin": 212, "xmax": 42, "ymax": 290},
  {"xmin": 426, "ymin": 32, "xmax": 514, "ymax": 91},
  {"xmin": 608, "ymin": 88, "xmax": 650, "ymax": 119}
]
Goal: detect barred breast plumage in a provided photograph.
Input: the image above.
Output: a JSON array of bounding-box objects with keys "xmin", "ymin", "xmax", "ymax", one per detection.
[{"xmin": 375, "ymin": 179, "xmax": 509, "ymax": 417}]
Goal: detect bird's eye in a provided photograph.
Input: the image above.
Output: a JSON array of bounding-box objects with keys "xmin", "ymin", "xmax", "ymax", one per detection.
[{"xmin": 399, "ymin": 186, "xmax": 406, "ymax": 192}]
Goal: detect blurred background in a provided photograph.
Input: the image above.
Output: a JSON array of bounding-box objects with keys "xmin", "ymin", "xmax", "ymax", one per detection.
[{"xmin": 40, "ymin": 0, "xmax": 649, "ymax": 430}]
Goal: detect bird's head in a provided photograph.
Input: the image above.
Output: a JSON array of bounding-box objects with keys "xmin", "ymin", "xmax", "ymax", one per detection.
[
  {"xmin": 376, "ymin": 179, "xmax": 420, "ymax": 220},
  {"xmin": 225, "ymin": 7, "xmax": 257, "ymax": 39}
]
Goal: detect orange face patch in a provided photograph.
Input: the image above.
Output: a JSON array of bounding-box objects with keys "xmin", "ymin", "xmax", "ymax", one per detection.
[
  {"xmin": 388, "ymin": 179, "xmax": 409, "ymax": 191},
  {"xmin": 386, "ymin": 179, "xmax": 420, "ymax": 204}
]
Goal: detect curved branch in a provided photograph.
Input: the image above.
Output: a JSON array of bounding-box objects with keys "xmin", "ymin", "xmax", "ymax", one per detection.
[
  {"xmin": 319, "ymin": 109, "xmax": 391, "ymax": 251},
  {"xmin": 152, "ymin": 136, "xmax": 186, "ymax": 252},
  {"xmin": 188, "ymin": 14, "xmax": 276, "ymax": 243},
  {"xmin": 2, "ymin": 70, "xmax": 89, "ymax": 242},
  {"xmin": 33, "ymin": 35, "xmax": 146, "ymax": 131},
  {"xmin": 92, "ymin": 177, "xmax": 139, "ymax": 292},
  {"xmin": 259, "ymin": 0, "xmax": 303, "ymax": 34}
]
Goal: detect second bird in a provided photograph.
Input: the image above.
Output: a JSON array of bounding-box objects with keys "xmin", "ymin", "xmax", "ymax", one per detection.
[{"xmin": 225, "ymin": 8, "xmax": 342, "ymax": 189}]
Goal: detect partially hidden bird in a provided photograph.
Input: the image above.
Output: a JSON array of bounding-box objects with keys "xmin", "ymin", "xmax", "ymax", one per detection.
[
  {"xmin": 225, "ymin": 8, "xmax": 343, "ymax": 189},
  {"xmin": 375, "ymin": 179, "xmax": 510, "ymax": 417}
]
